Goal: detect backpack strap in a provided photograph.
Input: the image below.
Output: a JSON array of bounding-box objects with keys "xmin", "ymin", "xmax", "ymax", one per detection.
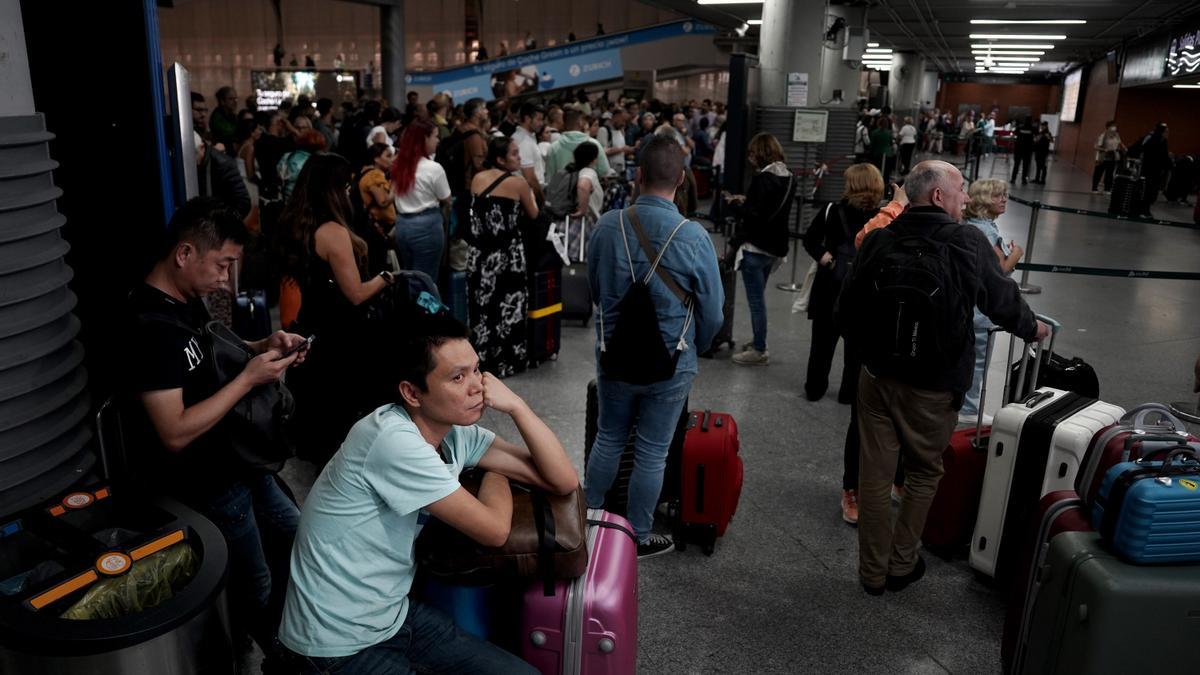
[
  {"xmin": 478, "ymin": 172, "xmax": 513, "ymax": 198},
  {"xmin": 625, "ymin": 207, "xmax": 692, "ymax": 307}
]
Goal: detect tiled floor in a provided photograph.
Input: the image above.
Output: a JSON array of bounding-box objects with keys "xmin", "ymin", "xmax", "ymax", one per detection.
[{"xmin": 259, "ymin": 155, "xmax": 1200, "ymax": 674}]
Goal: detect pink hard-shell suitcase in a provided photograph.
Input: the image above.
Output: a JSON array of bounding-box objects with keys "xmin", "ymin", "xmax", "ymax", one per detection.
[{"xmin": 520, "ymin": 509, "xmax": 637, "ymax": 675}]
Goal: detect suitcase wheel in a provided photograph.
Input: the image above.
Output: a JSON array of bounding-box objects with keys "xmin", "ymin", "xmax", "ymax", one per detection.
[{"xmin": 702, "ymin": 541, "xmax": 715, "ymax": 556}]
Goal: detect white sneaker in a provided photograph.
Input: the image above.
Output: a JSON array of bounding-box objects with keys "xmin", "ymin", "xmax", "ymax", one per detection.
[{"xmin": 732, "ymin": 349, "xmax": 769, "ymax": 366}]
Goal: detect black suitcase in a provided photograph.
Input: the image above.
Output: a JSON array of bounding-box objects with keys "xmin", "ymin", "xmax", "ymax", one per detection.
[
  {"xmin": 1008, "ymin": 349, "xmax": 1099, "ymax": 402},
  {"xmin": 702, "ymin": 261, "xmax": 736, "ymax": 356},
  {"xmin": 560, "ymin": 263, "xmax": 591, "ymax": 325},
  {"xmin": 528, "ymin": 269, "xmax": 562, "ymax": 365},
  {"xmin": 583, "ymin": 379, "xmax": 688, "ymax": 516},
  {"xmin": 1108, "ymin": 175, "xmax": 1145, "ymax": 216}
]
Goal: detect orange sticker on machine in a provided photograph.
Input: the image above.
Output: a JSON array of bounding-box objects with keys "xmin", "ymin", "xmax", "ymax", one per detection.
[{"xmin": 1180, "ymin": 479, "xmax": 1198, "ymax": 491}]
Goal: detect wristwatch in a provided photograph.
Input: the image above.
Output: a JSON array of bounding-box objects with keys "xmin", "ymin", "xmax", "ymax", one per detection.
[{"xmin": 378, "ymin": 270, "xmax": 395, "ymax": 285}]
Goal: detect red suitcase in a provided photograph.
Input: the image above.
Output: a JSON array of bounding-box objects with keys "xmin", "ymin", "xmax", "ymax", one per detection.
[
  {"xmin": 921, "ymin": 327, "xmax": 1000, "ymax": 557},
  {"xmin": 673, "ymin": 410, "xmax": 743, "ymax": 555},
  {"xmin": 921, "ymin": 425, "xmax": 990, "ymax": 557},
  {"xmin": 1001, "ymin": 490, "xmax": 1092, "ymax": 674},
  {"xmin": 1074, "ymin": 403, "xmax": 1199, "ymax": 508}
]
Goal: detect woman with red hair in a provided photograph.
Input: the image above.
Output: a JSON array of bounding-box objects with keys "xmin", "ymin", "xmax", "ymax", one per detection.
[{"xmin": 391, "ymin": 118, "xmax": 451, "ymax": 282}]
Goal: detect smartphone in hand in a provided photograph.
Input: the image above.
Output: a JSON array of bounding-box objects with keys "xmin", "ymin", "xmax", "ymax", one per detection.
[{"xmin": 276, "ymin": 335, "xmax": 315, "ymax": 361}]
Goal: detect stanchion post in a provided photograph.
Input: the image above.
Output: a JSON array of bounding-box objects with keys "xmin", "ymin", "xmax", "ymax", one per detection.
[
  {"xmin": 1019, "ymin": 200, "xmax": 1043, "ymax": 294},
  {"xmin": 777, "ymin": 190, "xmax": 806, "ymax": 292}
]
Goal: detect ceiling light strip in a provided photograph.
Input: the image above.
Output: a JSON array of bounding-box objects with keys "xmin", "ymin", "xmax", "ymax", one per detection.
[
  {"xmin": 970, "ymin": 19, "xmax": 1085, "ymax": 25},
  {"xmin": 970, "ymin": 43, "xmax": 1057, "ymax": 50},
  {"xmin": 970, "ymin": 34, "xmax": 1067, "ymax": 40}
]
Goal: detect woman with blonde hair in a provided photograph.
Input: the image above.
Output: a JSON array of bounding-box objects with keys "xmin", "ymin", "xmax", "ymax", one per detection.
[
  {"xmin": 803, "ymin": 162, "xmax": 905, "ymax": 524},
  {"xmin": 960, "ymin": 178, "xmax": 1023, "ymax": 426},
  {"xmin": 723, "ymin": 132, "xmax": 796, "ymax": 366}
]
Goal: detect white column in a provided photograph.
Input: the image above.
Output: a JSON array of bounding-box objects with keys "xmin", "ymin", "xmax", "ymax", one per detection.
[{"xmin": 758, "ymin": 0, "xmax": 827, "ymax": 107}]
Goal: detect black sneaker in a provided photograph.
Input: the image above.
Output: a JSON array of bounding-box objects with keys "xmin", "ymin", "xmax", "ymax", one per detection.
[
  {"xmin": 861, "ymin": 580, "xmax": 885, "ymax": 596},
  {"xmin": 637, "ymin": 533, "xmax": 675, "ymax": 559},
  {"xmin": 885, "ymin": 556, "xmax": 927, "ymax": 593}
]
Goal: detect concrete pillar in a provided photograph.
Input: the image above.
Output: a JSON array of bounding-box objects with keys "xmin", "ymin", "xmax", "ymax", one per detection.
[
  {"xmin": 0, "ymin": 0, "xmax": 35, "ymax": 117},
  {"xmin": 889, "ymin": 53, "xmax": 926, "ymax": 122},
  {"xmin": 380, "ymin": 0, "xmax": 405, "ymax": 106},
  {"xmin": 758, "ymin": 0, "xmax": 827, "ymax": 107}
]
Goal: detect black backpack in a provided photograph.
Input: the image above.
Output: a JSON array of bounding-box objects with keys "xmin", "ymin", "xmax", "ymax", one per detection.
[
  {"xmin": 599, "ymin": 208, "xmax": 694, "ymax": 385},
  {"xmin": 544, "ymin": 168, "xmax": 580, "ymax": 220},
  {"xmin": 839, "ymin": 223, "xmax": 970, "ymax": 379},
  {"xmin": 139, "ymin": 314, "xmax": 296, "ymax": 472}
]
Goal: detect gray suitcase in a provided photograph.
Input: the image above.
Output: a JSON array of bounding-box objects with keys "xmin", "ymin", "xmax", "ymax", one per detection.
[{"xmin": 1017, "ymin": 530, "xmax": 1200, "ymax": 675}]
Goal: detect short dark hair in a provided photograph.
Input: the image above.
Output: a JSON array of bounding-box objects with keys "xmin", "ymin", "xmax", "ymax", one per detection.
[
  {"xmin": 464, "ymin": 97, "xmax": 486, "ymax": 122},
  {"xmin": 392, "ymin": 313, "xmax": 472, "ymax": 394},
  {"xmin": 638, "ymin": 137, "xmax": 685, "ymax": 191},
  {"xmin": 317, "ymin": 97, "xmax": 334, "ymax": 115},
  {"xmin": 159, "ymin": 196, "xmax": 248, "ymax": 260},
  {"xmin": 570, "ymin": 141, "xmax": 599, "ymax": 170},
  {"xmin": 215, "ymin": 86, "xmax": 236, "ymax": 102},
  {"xmin": 563, "ymin": 109, "xmax": 584, "ymax": 131},
  {"xmin": 519, "ymin": 101, "xmax": 546, "ymax": 121},
  {"xmin": 190, "ymin": 91, "xmax": 205, "ymax": 104}
]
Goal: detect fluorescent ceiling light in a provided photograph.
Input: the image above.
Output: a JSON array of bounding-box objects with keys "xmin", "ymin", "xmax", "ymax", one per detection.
[
  {"xmin": 991, "ymin": 68, "xmax": 1029, "ymax": 73},
  {"xmin": 867, "ymin": 42, "xmax": 879, "ymax": 47},
  {"xmin": 975, "ymin": 57, "xmax": 1040, "ymax": 62},
  {"xmin": 747, "ymin": 19, "xmax": 762, "ymax": 25},
  {"xmin": 973, "ymin": 50, "xmax": 1044, "ymax": 56},
  {"xmin": 971, "ymin": 19, "xmax": 1085, "ymax": 25},
  {"xmin": 697, "ymin": 0, "xmax": 764, "ymax": 4},
  {"xmin": 970, "ymin": 34, "xmax": 1067, "ymax": 40},
  {"xmin": 971, "ymin": 43, "xmax": 1056, "ymax": 50},
  {"xmin": 1172, "ymin": 84, "xmax": 1200, "ymax": 88},
  {"xmin": 866, "ymin": 48, "xmax": 893, "ymax": 53}
]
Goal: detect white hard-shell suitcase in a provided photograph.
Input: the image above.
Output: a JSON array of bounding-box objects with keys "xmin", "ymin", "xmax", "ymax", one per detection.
[{"xmin": 969, "ymin": 317, "xmax": 1123, "ymax": 582}]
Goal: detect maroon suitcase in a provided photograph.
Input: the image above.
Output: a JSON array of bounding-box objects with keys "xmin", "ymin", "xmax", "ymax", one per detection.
[
  {"xmin": 921, "ymin": 426, "xmax": 990, "ymax": 557},
  {"xmin": 673, "ymin": 410, "xmax": 743, "ymax": 556},
  {"xmin": 921, "ymin": 327, "xmax": 999, "ymax": 558},
  {"xmin": 1000, "ymin": 490, "xmax": 1092, "ymax": 674},
  {"xmin": 1075, "ymin": 403, "xmax": 1199, "ymax": 508}
]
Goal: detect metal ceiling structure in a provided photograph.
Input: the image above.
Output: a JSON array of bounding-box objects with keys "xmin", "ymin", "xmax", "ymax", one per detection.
[{"xmin": 660, "ymin": 0, "xmax": 1200, "ymax": 77}]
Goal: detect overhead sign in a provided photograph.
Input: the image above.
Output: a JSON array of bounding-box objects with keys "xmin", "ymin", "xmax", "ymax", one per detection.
[
  {"xmin": 1166, "ymin": 28, "xmax": 1200, "ymax": 77},
  {"xmin": 407, "ymin": 19, "xmax": 717, "ymax": 100}
]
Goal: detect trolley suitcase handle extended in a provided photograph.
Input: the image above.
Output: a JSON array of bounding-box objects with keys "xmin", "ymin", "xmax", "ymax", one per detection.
[{"xmin": 1004, "ymin": 314, "xmax": 1060, "ymax": 405}]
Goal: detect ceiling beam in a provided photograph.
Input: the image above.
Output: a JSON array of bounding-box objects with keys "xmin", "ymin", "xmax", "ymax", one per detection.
[{"xmin": 636, "ymin": 0, "xmax": 747, "ymax": 31}]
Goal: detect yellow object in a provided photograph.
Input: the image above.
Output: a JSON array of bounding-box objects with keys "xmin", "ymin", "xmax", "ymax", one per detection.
[{"xmin": 528, "ymin": 303, "xmax": 563, "ymax": 320}]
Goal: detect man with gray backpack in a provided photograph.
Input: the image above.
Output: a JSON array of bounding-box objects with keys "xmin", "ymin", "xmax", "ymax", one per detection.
[{"xmin": 584, "ymin": 137, "xmax": 725, "ymax": 558}]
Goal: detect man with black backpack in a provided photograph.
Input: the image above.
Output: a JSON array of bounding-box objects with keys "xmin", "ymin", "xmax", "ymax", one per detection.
[
  {"xmin": 838, "ymin": 160, "xmax": 1049, "ymax": 595},
  {"xmin": 584, "ymin": 137, "xmax": 725, "ymax": 558},
  {"xmin": 125, "ymin": 197, "xmax": 311, "ymax": 668}
]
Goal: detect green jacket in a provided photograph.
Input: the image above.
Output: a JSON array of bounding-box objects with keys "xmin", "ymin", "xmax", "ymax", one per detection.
[{"xmin": 545, "ymin": 132, "xmax": 610, "ymax": 178}]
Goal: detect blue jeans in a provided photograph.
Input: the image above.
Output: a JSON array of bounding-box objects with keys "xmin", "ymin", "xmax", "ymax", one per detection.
[
  {"xmin": 585, "ymin": 372, "xmax": 695, "ymax": 541},
  {"xmin": 287, "ymin": 600, "xmax": 536, "ymax": 674},
  {"xmin": 960, "ymin": 309, "xmax": 992, "ymax": 419},
  {"xmin": 394, "ymin": 208, "xmax": 445, "ymax": 284},
  {"xmin": 197, "ymin": 474, "xmax": 299, "ymax": 658},
  {"xmin": 739, "ymin": 251, "xmax": 774, "ymax": 352}
]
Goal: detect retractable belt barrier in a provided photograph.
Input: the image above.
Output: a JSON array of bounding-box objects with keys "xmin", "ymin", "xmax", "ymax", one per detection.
[{"xmin": 1002, "ymin": 194, "xmax": 1200, "ymax": 293}]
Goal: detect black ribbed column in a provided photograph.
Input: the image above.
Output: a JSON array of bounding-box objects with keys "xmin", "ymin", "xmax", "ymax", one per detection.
[{"xmin": 0, "ymin": 114, "xmax": 93, "ymax": 515}]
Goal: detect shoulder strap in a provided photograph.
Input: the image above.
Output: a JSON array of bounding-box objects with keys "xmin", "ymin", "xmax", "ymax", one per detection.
[
  {"xmin": 767, "ymin": 174, "xmax": 796, "ymax": 223},
  {"xmin": 626, "ymin": 207, "xmax": 691, "ymax": 306},
  {"xmin": 479, "ymin": 172, "xmax": 512, "ymax": 198}
]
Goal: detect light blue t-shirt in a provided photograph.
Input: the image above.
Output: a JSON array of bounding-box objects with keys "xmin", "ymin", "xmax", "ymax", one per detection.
[
  {"xmin": 279, "ymin": 404, "xmax": 495, "ymax": 657},
  {"xmin": 965, "ymin": 216, "xmax": 1013, "ymax": 273}
]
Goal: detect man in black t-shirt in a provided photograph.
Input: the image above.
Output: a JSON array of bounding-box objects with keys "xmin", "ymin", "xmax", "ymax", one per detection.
[{"xmin": 127, "ymin": 196, "xmax": 309, "ymax": 667}]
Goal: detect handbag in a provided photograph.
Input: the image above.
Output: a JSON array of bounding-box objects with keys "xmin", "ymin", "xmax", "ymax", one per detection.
[{"xmin": 416, "ymin": 469, "xmax": 588, "ymax": 595}]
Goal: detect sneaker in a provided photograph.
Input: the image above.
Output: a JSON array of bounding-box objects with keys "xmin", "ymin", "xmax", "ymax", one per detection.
[
  {"xmin": 732, "ymin": 349, "xmax": 769, "ymax": 366},
  {"xmin": 637, "ymin": 533, "xmax": 675, "ymax": 559},
  {"xmin": 841, "ymin": 490, "xmax": 859, "ymax": 525},
  {"xmin": 860, "ymin": 578, "xmax": 885, "ymax": 596},
  {"xmin": 885, "ymin": 556, "xmax": 927, "ymax": 593}
]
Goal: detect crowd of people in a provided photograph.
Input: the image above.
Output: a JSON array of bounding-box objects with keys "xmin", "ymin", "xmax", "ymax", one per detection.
[{"xmin": 117, "ymin": 73, "xmax": 1111, "ymax": 672}]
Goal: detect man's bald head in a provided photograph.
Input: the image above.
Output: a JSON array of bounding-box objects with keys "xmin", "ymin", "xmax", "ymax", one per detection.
[{"xmin": 904, "ymin": 160, "xmax": 969, "ymax": 220}]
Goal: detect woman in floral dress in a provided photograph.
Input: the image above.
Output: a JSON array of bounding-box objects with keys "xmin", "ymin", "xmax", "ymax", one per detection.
[{"xmin": 465, "ymin": 136, "xmax": 540, "ymax": 377}]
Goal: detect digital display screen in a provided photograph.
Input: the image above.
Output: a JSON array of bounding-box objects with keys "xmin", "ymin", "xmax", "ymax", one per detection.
[{"xmin": 1060, "ymin": 69, "xmax": 1082, "ymax": 123}]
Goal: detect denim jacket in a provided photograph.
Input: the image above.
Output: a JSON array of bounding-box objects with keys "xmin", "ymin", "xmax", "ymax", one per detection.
[{"xmin": 587, "ymin": 196, "xmax": 725, "ymax": 377}]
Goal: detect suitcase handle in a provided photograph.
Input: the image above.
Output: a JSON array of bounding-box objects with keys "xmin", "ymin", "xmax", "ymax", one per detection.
[
  {"xmin": 1136, "ymin": 444, "xmax": 1200, "ymax": 469},
  {"xmin": 973, "ymin": 326, "xmax": 1004, "ymax": 444},
  {"xmin": 1123, "ymin": 432, "xmax": 1193, "ymax": 459},
  {"xmin": 1005, "ymin": 314, "xmax": 1060, "ymax": 405},
  {"xmin": 701, "ymin": 410, "xmax": 711, "ymax": 432},
  {"xmin": 1122, "ymin": 403, "xmax": 1189, "ymax": 433}
]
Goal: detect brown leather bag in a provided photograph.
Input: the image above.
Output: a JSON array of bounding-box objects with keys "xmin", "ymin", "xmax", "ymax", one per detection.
[{"xmin": 416, "ymin": 469, "xmax": 588, "ymax": 594}]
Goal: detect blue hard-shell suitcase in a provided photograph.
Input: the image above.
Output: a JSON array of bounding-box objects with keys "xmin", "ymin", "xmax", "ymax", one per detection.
[{"xmin": 1092, "ymin": 444, "xmax": 1200, "ymax": 564}]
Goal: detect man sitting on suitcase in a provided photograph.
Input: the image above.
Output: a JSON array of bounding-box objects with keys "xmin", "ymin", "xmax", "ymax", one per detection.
[
  {"xmin": 126, "ymin": 196, "xmax": 310, "ymax": 669},
  {"xmin": 585, "ymin": 136, "xmax": 725, "ymax": 558},
  {"xmin": 838, "ymin": 160, "xmax": 1050, "ymax": 595},
  {"xmin": 279, "ymin": 313, "xmax": 578, "ymax": 673}
]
